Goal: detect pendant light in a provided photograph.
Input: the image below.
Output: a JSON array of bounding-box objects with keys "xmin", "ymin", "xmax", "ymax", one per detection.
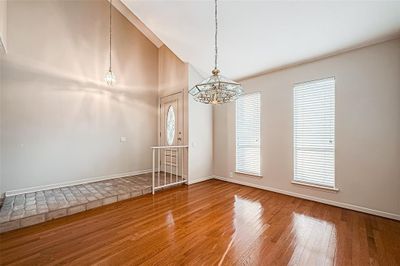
[
  {"xmin": 104, "ymin": 0, "xmax": 116, "ymax": 86},
  {"xmin": 189, "ymin": 0, "xmax": 244, "ymax": 104}
]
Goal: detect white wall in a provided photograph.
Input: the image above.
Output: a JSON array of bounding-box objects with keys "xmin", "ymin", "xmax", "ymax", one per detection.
[
  {"xmin": 214, "ymin": 38, "xmax": 400, "ymax": 219},
  {"xmin": 0, "ymin": 42, "xmax": 4, "ymax": 195},
  {"xmin": 0, "ymin": 0, "xmax": 6, "ymax": 53},
  {"xmin": 188, "ymin": 65, "xmax": 213, "ymax": 183},
  {"xmin": 0, "ymin": 0, "xmax": 159, "ymax": 193},
  {"xmin": 0, "ymin": 0, "xmax": 7, "ymax": 195}
]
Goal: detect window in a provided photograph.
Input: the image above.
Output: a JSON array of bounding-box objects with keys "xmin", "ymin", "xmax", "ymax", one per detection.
[
  {"xmin": 236, "ymin": 92, "xmax": 261, "ymax": 176},
  {"xmin": 293, "ymin": 77, "xmax": 335, "ymax": 188}
]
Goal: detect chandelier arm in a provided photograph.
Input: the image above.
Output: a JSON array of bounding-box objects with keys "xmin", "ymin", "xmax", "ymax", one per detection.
[{"xmin": 214, "ymin": 0, "xmax": 218, "ymax": 71}]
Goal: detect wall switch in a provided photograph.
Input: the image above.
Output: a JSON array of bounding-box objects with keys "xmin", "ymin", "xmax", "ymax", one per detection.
[{"xmin": 120, "ymin": 137, "xmax": 127, "ymax": 142}]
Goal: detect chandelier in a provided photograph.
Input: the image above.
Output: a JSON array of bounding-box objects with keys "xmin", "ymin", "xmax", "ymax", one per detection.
[
  {"xmin": 189, "ymin": 0, "xmax": 244, "ymax": 104},
  {"xmin": 104, "ymin": 0, "xmax": 116, "ymax": 86}
]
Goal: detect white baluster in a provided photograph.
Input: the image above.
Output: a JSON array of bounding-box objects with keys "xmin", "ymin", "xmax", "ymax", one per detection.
[{"xmin": 152, "ymin": 148, "xmax": 155, "ymax": 194}]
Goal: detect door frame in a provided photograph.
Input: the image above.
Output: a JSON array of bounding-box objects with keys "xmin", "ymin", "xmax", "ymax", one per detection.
[{"xmin": 158, "ymin": 91, "xmax": 185, "ymax": 147}]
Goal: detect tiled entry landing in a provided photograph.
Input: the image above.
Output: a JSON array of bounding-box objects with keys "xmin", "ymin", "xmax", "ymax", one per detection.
[{"xmin": 0, "ymin": 173, "xmax": 153, "ymax": 233}]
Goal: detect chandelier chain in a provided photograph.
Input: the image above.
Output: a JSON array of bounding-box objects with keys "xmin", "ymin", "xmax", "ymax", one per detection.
[
  {"xmin": 188, "ymin": 0, "xmax": 244, "ymax": 104},
  {"xmin": 109, "ymin": 0, "xmax": 112, "ymax": 71},
  {"xmin": 214, "ymin": 0, "xmax": 218, "ymax": 70}
]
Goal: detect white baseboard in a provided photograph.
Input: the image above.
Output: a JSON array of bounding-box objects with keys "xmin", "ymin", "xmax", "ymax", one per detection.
[
  {"xmin": 214, "ymin": 175, "xmax": 400, "ymax": 221},
  {"xmin": 188, "ymin": 175, "xmax": 213, "ymax": 185},
  {"xmin": 5, "ymin": 169, "xmax": 152, "ymax": 197}
]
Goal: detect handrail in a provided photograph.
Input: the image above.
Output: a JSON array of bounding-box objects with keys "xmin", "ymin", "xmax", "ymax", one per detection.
[
  {"xmin": 151, "ymin": 145, "xmax": 188, "ymax": 194},
  {"xmin": 151, "ymin": 145, "xmax": 188, "ymax": 149}
]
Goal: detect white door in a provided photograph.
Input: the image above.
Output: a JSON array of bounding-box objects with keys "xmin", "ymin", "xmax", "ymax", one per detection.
[{"xmin": 160, "ymin": 92, "xmax": 184, "ymax": 175}]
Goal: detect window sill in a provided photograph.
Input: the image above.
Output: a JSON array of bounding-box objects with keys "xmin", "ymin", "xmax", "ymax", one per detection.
[
  {"xmin": 291, "ymin": 181, "xmax": 339, "ymax": 192},
  {"xmin": 235, "ymin": 171, "xmax": 262, "ymax": 178}
]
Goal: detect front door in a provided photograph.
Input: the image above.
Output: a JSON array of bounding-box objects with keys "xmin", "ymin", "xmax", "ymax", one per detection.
[{"xmin": 160, "ymin": 92, "xmax": 183, "ymax": 146}]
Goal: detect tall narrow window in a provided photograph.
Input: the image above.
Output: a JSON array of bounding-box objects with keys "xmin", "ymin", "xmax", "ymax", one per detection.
[
  {"xmin": 236, "ymin": 92, "xmax": 261, "ymax": 176},
  {"xmin": 293, "ymin": 77, "xmax": 335, "ymax": 188}
]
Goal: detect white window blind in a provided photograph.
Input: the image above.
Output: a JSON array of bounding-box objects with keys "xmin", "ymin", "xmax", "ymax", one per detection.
[
  {"xmin": 236, "ymin": 92, "xmax": 261, "ymax": 176},
  {"xmin": 294, "ymin": 77, "xmax": 335, "ymax": 188}
]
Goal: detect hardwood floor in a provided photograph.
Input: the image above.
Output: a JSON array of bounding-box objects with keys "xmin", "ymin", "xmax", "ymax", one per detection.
[{"xmin": 0, "ymin": 180, "xmax": 399, "ymax": 265}]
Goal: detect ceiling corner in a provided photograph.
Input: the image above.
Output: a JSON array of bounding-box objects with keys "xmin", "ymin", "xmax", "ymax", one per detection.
[{"xmin": 112, "ymin": 0, "xmax": 163, "ymax": 48}]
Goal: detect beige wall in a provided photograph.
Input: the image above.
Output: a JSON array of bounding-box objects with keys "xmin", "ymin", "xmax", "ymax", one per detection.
[
  {"xmin": 214, "ymin": 38, "xmax": 400, "ymax": 218},
  {"xmin": 0, "ymin": 0, "xmax": 159, "ymax": 193},
  {"xmin": 158, "ymin": 45, "xmax": 188, "ymax": 98}
]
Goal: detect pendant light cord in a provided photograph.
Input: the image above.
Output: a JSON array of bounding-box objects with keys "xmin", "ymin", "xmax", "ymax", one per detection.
[
  {"xmin": 214, "ymin": 0, "xmax": 218, "ymax": 71},
  {"xmin": 109, "ymin": 0, "xmax": 112, "ymax": 72}
]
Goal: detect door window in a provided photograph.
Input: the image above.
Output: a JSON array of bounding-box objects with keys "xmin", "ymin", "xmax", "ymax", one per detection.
[{"xmin": 166, "ymin": 105, "xmax": 175, "ymax": 145}]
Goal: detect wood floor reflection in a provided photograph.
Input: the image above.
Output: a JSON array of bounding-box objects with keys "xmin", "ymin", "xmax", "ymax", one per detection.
[{"xmin": 0, "ymin": 180, "xmax": 399, "ymax": 265}]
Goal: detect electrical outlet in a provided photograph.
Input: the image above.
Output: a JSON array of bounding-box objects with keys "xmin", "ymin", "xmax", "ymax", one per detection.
[
  {"xmin": 229, "ymin": 172, "xmax": 233, "ymax": 178},
  {"xmin": 120, "ymin": 136, "xmax": 127, "ymax": 142}
]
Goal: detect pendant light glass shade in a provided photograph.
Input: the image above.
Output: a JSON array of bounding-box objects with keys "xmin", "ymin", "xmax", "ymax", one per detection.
[
  {"xmin": 189, "ymin": 69, "xmax": 243, "ymax": 104},
  {"xmin": 189, "ymin": 0, "xmax": 244, "ymax": 104},
  {"xmin": 104, "ymin": 69, "xmax": 116, "ymax": 86}
]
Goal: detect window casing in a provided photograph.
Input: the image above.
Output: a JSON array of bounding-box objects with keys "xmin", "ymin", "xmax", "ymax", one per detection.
[
  {"xmin": 293, "ymin": 77, "xmax": 335, "ymax": 188},
  {"xmin": 236, "ymin": 92, "xmax": 261, "ymax": 176}
]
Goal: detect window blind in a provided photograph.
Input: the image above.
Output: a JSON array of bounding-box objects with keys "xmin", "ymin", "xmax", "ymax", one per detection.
[
  {"xmin": 294, "ymin": 77, "xmax": 335, "ymax": 188},
  {"xmin": 236, "ymin": 92, "xmax": 261, "ymax": 176}
]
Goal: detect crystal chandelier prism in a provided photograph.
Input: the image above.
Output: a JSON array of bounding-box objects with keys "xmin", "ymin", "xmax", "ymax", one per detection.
[
  {"xmin": 189, "ymin": 0, "xmax": 244, "ymax": 104},
  {"xmin": 105, "ymin": 0, "xmax": 116, "ymax": 86}
]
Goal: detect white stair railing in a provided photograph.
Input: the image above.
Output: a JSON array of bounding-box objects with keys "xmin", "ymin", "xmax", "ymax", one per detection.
[{"xmin": 151, "ymin": 145, "xmax": 188, "ymax": 194}]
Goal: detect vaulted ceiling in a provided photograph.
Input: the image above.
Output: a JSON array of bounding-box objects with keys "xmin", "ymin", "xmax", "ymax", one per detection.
[{"xmin": 122, "ymin": 0, "xmax": 400, "ymax": 80}]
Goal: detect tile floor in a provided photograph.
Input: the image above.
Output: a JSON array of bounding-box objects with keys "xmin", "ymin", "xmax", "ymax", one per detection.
[{"xmin": 0, "ymin": 173, "xmax": 153, "ymax": 233}]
